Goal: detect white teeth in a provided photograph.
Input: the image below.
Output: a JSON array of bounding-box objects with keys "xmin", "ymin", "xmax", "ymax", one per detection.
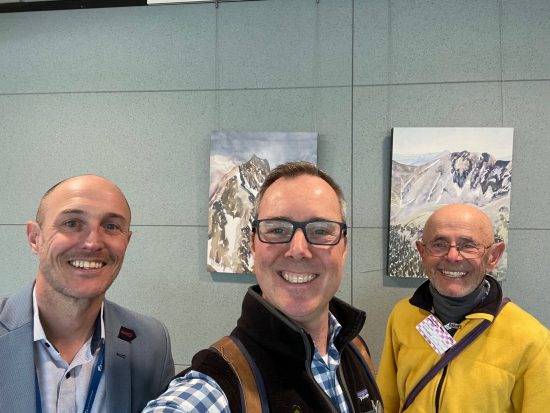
[
  {"xmin": 282, "ymin": 271, "xmax": 316, "ymax": 284},
  {"xmin": 70, "ymin": 260, "xmax": 104, "ymax": 269},
  {"xmin": 442, "ymin": 270, "xmax": 466, "ymax": 278}
]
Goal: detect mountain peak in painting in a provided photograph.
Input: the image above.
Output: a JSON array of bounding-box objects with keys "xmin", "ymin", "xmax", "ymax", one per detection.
[
  {"xmin": 391, "ymin": 150, "xmax": 511, "ymax": 223},
  {"xmin": 207, "ymin": 155, "xmax": 271, "ymax": 273}
]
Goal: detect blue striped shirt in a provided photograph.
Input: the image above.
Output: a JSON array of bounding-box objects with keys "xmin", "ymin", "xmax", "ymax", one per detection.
[{"xmin": 143, "ymin": 313, "xmax": 350, "ymax": 412}]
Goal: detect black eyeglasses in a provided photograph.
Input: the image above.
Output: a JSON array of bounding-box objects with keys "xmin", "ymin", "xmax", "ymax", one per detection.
[
  {"xmin": 421, "ymin": 240, "xmax": 493, "ymax": 259},
  {"xmin": 252, "ymin": 218, "xmax": 347, "ymax": 245}
]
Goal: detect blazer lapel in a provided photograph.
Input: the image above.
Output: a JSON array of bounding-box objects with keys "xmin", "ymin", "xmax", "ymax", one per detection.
[{"xmin": 104, "ymin": 302, "xmax": 132, "ymax": 412}]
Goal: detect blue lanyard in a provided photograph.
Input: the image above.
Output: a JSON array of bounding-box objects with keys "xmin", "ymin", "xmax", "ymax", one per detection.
[{"xmin": 35, "ymin": 343, "xmax": 105, "ymax": 413}]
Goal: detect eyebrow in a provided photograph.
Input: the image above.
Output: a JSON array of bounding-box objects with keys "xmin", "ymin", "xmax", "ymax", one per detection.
[
  {"xmin": 58, "ymin": 209, "xmax": 86, "ymax": 216},
  {"xmin": 263, "ymin": 216, "xmax": 335, "ymax": 222},
  {"xmin": 58, "ymin": 209, "xmax": 128, "ymax": 222},
  {"xmin": 431, "ymin": 235, "xmax": 476, "ymax": 242}
]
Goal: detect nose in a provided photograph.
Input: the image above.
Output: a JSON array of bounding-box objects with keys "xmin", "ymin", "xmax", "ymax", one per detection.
[
  {"xmin": 82, "ymin": 225, "xmax": 104, "ymax": 250},
  {"xmin": 445, "ymin": 245, "xmax": 463, "ymax": 262},
  {"xmin": 284, "ymin": 228, "xmax": 312, "ymax": 259}
]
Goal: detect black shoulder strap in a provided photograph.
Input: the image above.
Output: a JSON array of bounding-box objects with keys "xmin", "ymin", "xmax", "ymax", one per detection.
[
  {"xmin": 210, "ymin": 336, "xmax": 270, "ymax": 413},
  {"xmin": 400, "ymin": 298, "xmax": 510, "ymax": 412}
]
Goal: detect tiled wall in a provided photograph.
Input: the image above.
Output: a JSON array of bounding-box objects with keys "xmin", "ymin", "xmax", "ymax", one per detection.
[{"xmin": 1, "ymin": 0, "xmax": 549, "ymax": 369}]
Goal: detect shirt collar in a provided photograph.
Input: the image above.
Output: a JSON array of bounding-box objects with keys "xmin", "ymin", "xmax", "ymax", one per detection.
[
  {"xmin": 328, "ymin": 311, "xmax": 342, "ymax": 345},
  {"xmin": 32, "ymin": 286, "xmax": 105, "ymax": 352},
  {"xmin": 313, "ymin": 312, "xmax": 343, "ymax": 368}
]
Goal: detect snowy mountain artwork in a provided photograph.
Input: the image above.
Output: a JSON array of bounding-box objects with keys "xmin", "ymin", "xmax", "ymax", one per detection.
[
  {"xmin": 208, "ymin": 130, "xmax": 318, "ymax": 274},
  {"xmin": 389, "ymin": 127, "xmax": 513, "ymax": 280}
]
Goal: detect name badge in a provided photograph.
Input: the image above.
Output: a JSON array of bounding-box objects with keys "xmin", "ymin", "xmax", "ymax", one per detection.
[{"xmin": 416, "ymin": 314, "xmax": 456, "ymax": 355}]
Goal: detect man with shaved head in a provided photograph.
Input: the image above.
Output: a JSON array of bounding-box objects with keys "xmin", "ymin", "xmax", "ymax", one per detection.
[
  {"xmin": 378, "ymin": 203, "xmax": 550, "ymax": 412},
  {"xmin": 0, "ymin": 175, "xmax": 174, "ymax": 412}
]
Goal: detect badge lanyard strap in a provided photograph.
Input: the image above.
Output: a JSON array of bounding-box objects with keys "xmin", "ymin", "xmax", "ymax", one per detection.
[{"xmin": 35, "ymin": 343, "xmax": 105, "ymax": 413}]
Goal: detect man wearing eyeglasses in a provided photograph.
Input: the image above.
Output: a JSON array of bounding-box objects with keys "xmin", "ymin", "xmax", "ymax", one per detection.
[
  {"xmin": 144, "ymin": 161, "xmax": 383, "ymax": 412},
  {"xmin": 377, "ymin": 203, "xmax": 550, "ymax": 412}
]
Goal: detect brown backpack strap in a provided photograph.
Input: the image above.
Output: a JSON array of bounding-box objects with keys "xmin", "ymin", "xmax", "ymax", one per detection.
[
  {"xmin": 211, "ymin": 336, "xmax": 268, "ymax": 413},
  {"xmin": 351, "ymin": 336, "xmax": 376, "ymax": 375}
]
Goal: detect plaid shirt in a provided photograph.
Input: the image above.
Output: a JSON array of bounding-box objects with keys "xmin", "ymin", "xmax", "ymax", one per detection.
[{"xmin": 143, "ymin": 313, "xmax": 350, "ymax": 413}]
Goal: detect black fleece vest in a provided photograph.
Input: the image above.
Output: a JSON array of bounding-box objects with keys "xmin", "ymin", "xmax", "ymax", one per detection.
[{"xmin": 177, "ymin": 285, "xmax": 382, "ymax": 412}]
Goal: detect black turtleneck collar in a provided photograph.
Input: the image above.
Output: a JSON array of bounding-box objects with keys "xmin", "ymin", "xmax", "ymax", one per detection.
[
  {"xmin": 409, "ymin": 275, "xmax": 503, "ymax": 320},
  {"xmin": 429, "ymin": 279, "xmax": 490, "ymax": 325}
]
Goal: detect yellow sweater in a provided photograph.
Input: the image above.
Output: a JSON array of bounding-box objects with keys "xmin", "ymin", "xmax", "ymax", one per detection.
[{"xmin": 377, "ymin": 293, "xmax": 550, "ymax": 412}]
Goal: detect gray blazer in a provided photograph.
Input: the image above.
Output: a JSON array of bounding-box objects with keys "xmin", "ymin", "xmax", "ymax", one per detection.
[{"xmin": 0, "ymin": 282, "xmax": 175, "ymax": 412}]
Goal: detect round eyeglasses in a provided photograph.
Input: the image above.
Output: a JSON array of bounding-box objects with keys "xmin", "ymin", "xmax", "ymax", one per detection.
[
  {"xmin": 252, "ymin": 218, "xmax": 347, "ymax": 246},
  {"xmin": 421, "ymin": 240, "xmax": 493, "ymax": 259}
]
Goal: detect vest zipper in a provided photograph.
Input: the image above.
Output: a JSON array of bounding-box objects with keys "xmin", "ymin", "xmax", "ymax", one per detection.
[
  {"xmin": 337, "ymin": 364, "xmax": 354, "ymax": 412},
  {"xmin": 304, "ymin": 359, "xmax": 339, "ymax": 413}
]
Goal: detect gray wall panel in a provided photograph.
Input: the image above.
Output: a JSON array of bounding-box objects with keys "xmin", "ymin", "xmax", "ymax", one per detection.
[
  {"xmin": 503, "ymin": 81, "xmax": 550, "ymax": 229},
  {"xmin": 389, "ymin": 82, "xmax": 503, "ymax": 127},
  {"xmin": 353, "ymin": 0, "xmax": 391, "ymax": 86},
  {"xmin": 353, "ymin": 85, "xmax": 391, "ymax": 228},
  {"xmin": 0, "ymin": 226, "xmax": 36, "ymax": 295},
  {"xmin": 502, "ymin": 0, "xmax": 550, "ymax": 80},
  {"xmin": 503, "ymin": 229, "xmax": 550, "ymax": 324},
  {"xmin": 217, "ymin": 0, "xmax": 352, "ymax": 89},
  {"xmin": 390, "ymin": 0, "xmax": 501, "ymax": 84},
  {"xmin": 0, "ymin": 6, "xmax": 216, "ymax": 94}
]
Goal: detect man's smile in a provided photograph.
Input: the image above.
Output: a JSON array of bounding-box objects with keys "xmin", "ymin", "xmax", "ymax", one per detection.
[
  {"xmin": 280, "ymin": 271, "xmax": 318, "ymax": 284},
  {"xmin": 440, "ymin": 269, "xmax": 467, "ymax": 278},
  {"xmin": 69, "ymin": 260, "xmax": 106, "ymax": 269}
]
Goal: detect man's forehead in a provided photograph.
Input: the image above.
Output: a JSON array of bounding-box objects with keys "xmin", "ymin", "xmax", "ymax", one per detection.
[
  {"xmin": 266, "ymin": 175, "xmax": 336, "ymax": 196},
  {"xmin": 42, "ymin": 177, "xmax": 130, "ymax": 220},
  {"xmin": 424, "ymin": 210, "xmax": 492, "ymax": 240},
  {"xmin": 259, "ymin": 175, "xmax": 340, "ymax": 214}
]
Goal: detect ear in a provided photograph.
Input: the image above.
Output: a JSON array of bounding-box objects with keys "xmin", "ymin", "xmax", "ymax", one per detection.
[
  {"xmin": 340, "ymin": 228, "xmax": 349, "ymax": 254},
  {"xmin": 415, "ymin": 240, "xmax": 425, "ymax": 255},
  {"xmin": 27, "ymin": 221, "xmax": 41, "ymax": 255},
  {"xmin": 249, "ymin": 229, "xmax": 256, "ymax": 256},
  {"xmin": 485, "ymin": 242, "xmax": 505, "ymax": 271}
]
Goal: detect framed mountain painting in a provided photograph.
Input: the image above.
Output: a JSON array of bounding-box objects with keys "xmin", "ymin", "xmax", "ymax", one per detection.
[{"xmin": 388, "ymin": 127, "xmax": 513, "ymax": 280}]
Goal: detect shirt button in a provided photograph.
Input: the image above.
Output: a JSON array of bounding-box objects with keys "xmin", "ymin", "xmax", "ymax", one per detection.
[
  {"xmin": 44, "ymin": 343, "xmax": 50, "ymax": 348},
  {"xmin": 66, "ymin": 372, "xmax": 71, "ymax": 379}
]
